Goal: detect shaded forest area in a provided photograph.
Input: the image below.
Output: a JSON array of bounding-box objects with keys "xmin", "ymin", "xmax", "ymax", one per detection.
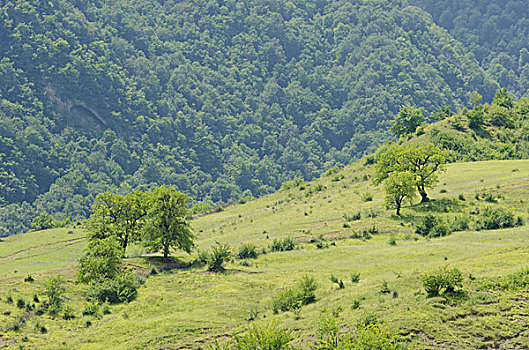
[{"xmin": 2, "ymin": 0, "xmax": 524, "ymax": 235}]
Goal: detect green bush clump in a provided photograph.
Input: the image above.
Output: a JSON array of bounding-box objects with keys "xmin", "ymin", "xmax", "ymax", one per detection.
[
  {"xmin": 494, "ymin": 267, "xmax": 529, "ymax": 290},
  {"xmin": 477, "ymin": 207, "xmax": 517, "ymax": 230},
  {"xmin": 415, "ymin": 215, "xmax": 452, "ymax": 238},
  {"xmin": 207, "ymin": 243, "xmax": 232, "ymax": 272},
  {"xmin": 88, "ymin": 273, "xmax": 137, "ymax": 304},
  {"xmin": 315, "ymin": 310, "xmax": 400, "ymax": 349},
  {"xmin": 272, "ymin": 275, "xmax": 318, "ymax": 313},
  {"xmin": 236, "ymin": 244, "xmax": 258, "ymax": 260},
  {"xmin": 422, "ymin": 267, "xmax": 463, "ymax": 297},
  {"xmin": 343, "ymin": 212, "xmax": 361, "ymax": 221},
  {"xmin": 350, "ymin": 272, "xmax": 361, "ymax": 283},
  {"xmin": 209, "ymin": 323, "xmax": 292, "ymax": 349},
  {"xmin": 269, "ymin": 236, "xmax": 296, "ymax": 252}
]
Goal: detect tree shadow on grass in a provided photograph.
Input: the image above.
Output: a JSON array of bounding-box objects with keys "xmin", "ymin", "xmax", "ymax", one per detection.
[
  {"xmin": 409, "ymin": 198, "xmax": 463, "ymax": 214},
  {"xmin": 143, "ymin": 256, "xmax": 192, "ymax": 272}
]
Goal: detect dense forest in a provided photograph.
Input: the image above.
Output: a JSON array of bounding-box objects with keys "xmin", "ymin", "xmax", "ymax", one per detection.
[
  {"xmin": 0, "ymin": 0, "xmax": 524, "ymax": 235},
  {"xmin": 411, "ymin": 0, "xmax": 529, "ymax": 95}
]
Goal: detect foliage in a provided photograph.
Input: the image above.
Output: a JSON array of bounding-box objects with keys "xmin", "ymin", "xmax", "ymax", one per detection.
[
  {"xmin": 0, "ymin": 0, "xmax": 499, "ymax": 235},
  {"xmin": 143, "ymin": 186, "xmax": 194, "ymax": 260},
  {"xmin": 31, "ymin": 212, "xmax": 55, "ymax": 231},
  {"xmin": 415, "ymin": 214, "xmax": 452, "ymax": 238},
  {"xmin": 269, "ymin": 237, "xmax": 296, "ymax": 252},
  {"xmin": 272, "ymin": 275, "xmax": 318, "ymax": 313},
  {"xmin": 236, "ymin": 244, "xmax": 259, "ymax": 260},
  {"xmin": 477, "ymin": 207, "xmax": 517, "ymax": 230},
  {"xmin": 374, "ymin": 143, "xmax": 449, "ymax": 203},
  {"xmin": 411, "ymin": 0, "xmax": 529, "ymax": 96},
  {"xmin": 390, "ymin": 104, "xmax": 424, "ymax": 138},
  {"xmin": 422, "ymin": 267, "xmax": 463, "ymax": 297},
  {"xmin": 314, "ymin": 309, "xmax": 401, "ymax": 349},
  {"xmin": 78, "ymin": 237, "xmax": 124, "ymax": 283},
  {"xmin": 384, "ymin": 171, "xmax": 417, "ymax": 215},
  {"xmin": 87, "ymin": 272, "xmax": 138, "ymax": 304},
  {"xmin": 207, "ymin": 243, "xmax": 232, "ymax": 272},
  {"xmin": 209, "ymin": 323, "xmax": 292, "ymax": 350},
  {"xmin": 41, "ymin": 275, "xmax": 66, "ymax": 314},
  {"xmin": 89, "ymin": 191, "xmax": 148, "ymax": 250}
]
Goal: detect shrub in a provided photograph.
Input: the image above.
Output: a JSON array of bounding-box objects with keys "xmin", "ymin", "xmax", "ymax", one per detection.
[
  {"xmin": 416, "ymin": 214, "xmax": 452, "ymax": 237},
  {"xmin": 379, "ymin": 280, "xmax": 391, "ymax": 294},
  {"xmin": 387, "ymin": 236, "xmax": 397, "ymax": 246},
  {"xmin": 422, "ymin": 267, "xmax": 463, "ymax": 297},
  {"xmin": 361, "ymin": 192, "xmax": 373, "ymax": 202},
  {"xmin": 450, "ymin": 215, "xmax": 470, "ymax": 232},
  {"xmin": 343, "ymin": 212, "xmax": 361, "ymax": 221},
  {"xmin": 350, "ymin": 272, "xmax": 361, "ymax": 283},
  {"xmin": 24, "ymin": 275, "xmax": 34, "ymax": 283},
  {"xmin": 207, "ymin": 243, "xmax": 232, "ymax": 272},
  {"xmin": 478, "ymin": 207, "xmax": 516, "ymax": 230},
  {"xmin": 41, "ymin": 275, "xmax": 65, "ymax": 314},
  {"xmin": 272, "ymin": 275, "xmax": 318, "ymax": 313},
  {"xmin": 88, "ymin": 273, "xmax": 137, "ymax": 304},
  {"xmin": 236, "ymin": 244, "xmax": 258, "ymax": 260},
  {"xmin": 330, "ymin": 274, "xmax": 345, "ymax": 289},
  {"xmin": 63, "ymin": 304, "xmax": 75, "ymax": 320},
  {"xmin": 16, "ymin": 298, "xmax": 25, "ymax": 309},
  {"xmin": 209, "ymin": 323, "xmax": 292, "ymax": 350},
  {"xmin": 269, "ymin": 236, "xmax": 296, "ymax": 252},
  {"xmin": 315, "ymin": 310, "xmax": 400, "ymax": 349},
  {"xmin": 82, "ymin": 303, "xmax": 99, "ymax": 316},
  {"xmin": 495, "ymin": 267, "xmax": 529, "ymax": 291}
]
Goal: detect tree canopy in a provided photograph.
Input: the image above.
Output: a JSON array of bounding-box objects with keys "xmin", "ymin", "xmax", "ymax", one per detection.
[
  {"xmin": 0, "ymin": 0, "xmax": 500, "ymax": 235},
  {"xmin": 374, "ymin": 142, "xmax": 450, "ymax": 203}
]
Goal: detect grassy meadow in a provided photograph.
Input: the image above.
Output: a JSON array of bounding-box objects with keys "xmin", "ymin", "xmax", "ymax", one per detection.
[{"xmin": 1, "ymin": 159, "xmax": 529, "ymax": 349}]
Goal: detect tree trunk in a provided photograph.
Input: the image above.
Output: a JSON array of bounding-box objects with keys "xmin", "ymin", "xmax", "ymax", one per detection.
[
  {"xmin": 163, "ymin": 244, "xmax": 169, "ymax": 262},
  {"xmin": 122, "ymin": 234, "xmax": 129, "ymax": 250},
  {"xmin": 419, "ymin": 191, "xmax": 429, "ymax": 203},
  {"xmin": 418, "ymin": 184, "xmax": 429, "ymax": 203}
]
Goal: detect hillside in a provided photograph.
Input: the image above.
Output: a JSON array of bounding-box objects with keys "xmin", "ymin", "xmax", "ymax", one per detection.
[
  {"xmin": 411, "ymin": 0, "xmax": 529, "ymax": 96},
  {"xmin": 0, "ymin": 0, "xmax": 500, "ymax": 235},
  {"xmin": 1, "ymin": 159, "xmax": 529, "ymax": 348}
]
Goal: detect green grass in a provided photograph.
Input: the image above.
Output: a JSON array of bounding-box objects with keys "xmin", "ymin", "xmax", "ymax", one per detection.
[{"xmin": 1, "ymin": 160, "xmax": 529, "ymax": 349}]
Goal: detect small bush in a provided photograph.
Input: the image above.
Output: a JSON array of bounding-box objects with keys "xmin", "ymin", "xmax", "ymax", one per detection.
[
  {"xmin": 416, "ymin": 214, "xmax": 452, "ymax": 238},
  {"xmin": 210, "ymin": 323, "xmax": 292, "ymax": 350},
  {"xmin": 422, "ymin": 267, "xmax": 463, "ymax": 297},
  {"xmin": 33, "ymin": 294, "xmax": 39, "ymax": 303},
  {"xmin": 494, "ymin": 267, "xmax": 529, "ymax": 291},
  {"xmin": 24, "ymin": 275, "xmax": 35, "ymax": 283},
  {"xmin": 207, "ymin": 243, "xmax": 232, "ymax": 272},
  {"xmin": 451, "ymin": 215, "xmax": 470, "ymax": 232},
  {"xmin": 350, "ymin": 272, "xmax": 361, "ymax": 283},
  {"xmin": 379, "ymin": 280, "xmax": 391, "ymax": 294},
  {"xmin": 236, "ymin": 244, "xmax": 258, "ymax": 260},
  {"xmin": 343, "ymin": 212, "xmax": 361, "ymax": 221},
  {"xmin": 82, "ymin": 303, "xmax": 99, "ymax": 316},
  {"xmin": 88, "ymin": 273, "xmax": 137, "ymax": 304},
  {"xmin": 477, "ymin": 207, "xmax": 516, "ymax": 230},
  {"xmin": 269, "ymin": 236, "xmax": 296, "ymax": 252},
  {"xmin": 63, "ymin": 304, "xmax": 75, "ymax": 320},
  {"xmin": 387, "ymin": 236, "xmax": 397, "ymax": 246},
  {"xmin": 361, "ymin": 192, "xmax": 373, "ymax": 202},
  {"xmin": 330, "ymin": 274, "xmax": 345, "ymax": 289},
  {"xmin": 272, "ymin": 275, "xmax": 318, "ymax": 313},
  {"xmin": 16, "ymin": 298, "xmax": 25, "ymax": 309}
]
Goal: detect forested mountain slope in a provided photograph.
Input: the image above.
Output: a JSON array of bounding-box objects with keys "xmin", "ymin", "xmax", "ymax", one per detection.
[
  {"xmin": 0, "ymin": 0, "xmax": 498, "ymax": 235},
  {"xmin": 410, "ymin": 0, "xmax": 529, "ymax": 96}
]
